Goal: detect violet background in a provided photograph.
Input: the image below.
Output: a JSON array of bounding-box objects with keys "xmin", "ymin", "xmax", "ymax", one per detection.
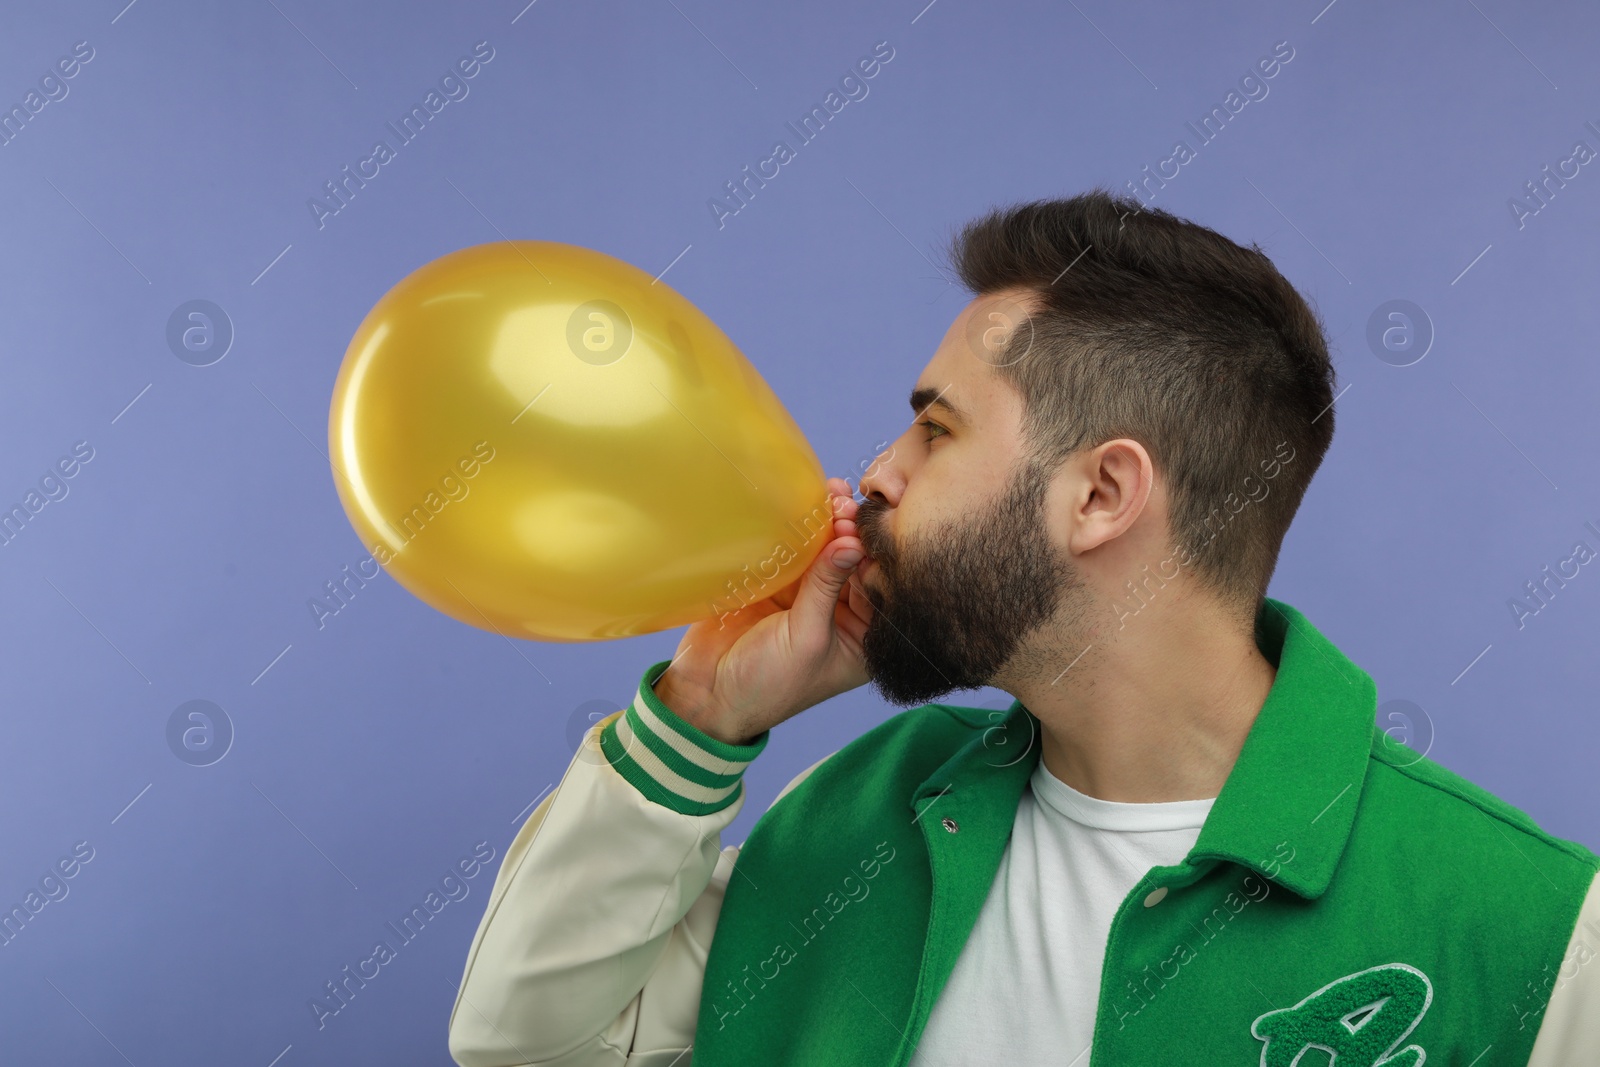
[{"xmin": 1, "ymin": 0, "xmax": 1596, "ymax": 1061}]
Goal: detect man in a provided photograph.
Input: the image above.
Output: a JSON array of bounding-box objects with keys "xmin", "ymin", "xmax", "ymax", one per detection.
[{"xmin": 448, "ymin": 190, "xmax": 1599, "ymax": 1066}]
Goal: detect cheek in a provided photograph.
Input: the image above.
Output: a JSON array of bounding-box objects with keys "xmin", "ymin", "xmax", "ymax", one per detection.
[
  {"xmin": 878, "ymin": 506, "xmax": 925, "ymax": 562},
  {"xmin": 1036, "ymin": 474, "xmax": 1078, "ymax": 546}
]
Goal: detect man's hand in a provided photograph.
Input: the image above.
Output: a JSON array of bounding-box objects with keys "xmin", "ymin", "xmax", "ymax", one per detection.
[{"xmin": 650, "ymin": 477, "xmax": 876, "ymax": 744}]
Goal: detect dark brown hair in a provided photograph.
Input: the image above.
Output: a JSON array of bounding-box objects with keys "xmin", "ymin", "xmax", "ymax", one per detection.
[{"xmin": 945, "ymin": 187, "xmax": 1337, "ymax": 624}]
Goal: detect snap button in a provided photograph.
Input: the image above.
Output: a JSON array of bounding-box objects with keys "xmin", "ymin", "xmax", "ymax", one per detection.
[
  {"xmin": 1143, "ymin": 886, "xmax": 1169, "ymax": 907},
  {"xmin": 941, "ymin": 817, "xmax": 959, "ymax": 834}
]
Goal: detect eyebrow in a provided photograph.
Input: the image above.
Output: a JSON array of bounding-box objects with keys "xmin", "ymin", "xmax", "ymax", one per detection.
[{"xmin": 909, "ymin": 384, "xmax": 969, "ymax": 427}]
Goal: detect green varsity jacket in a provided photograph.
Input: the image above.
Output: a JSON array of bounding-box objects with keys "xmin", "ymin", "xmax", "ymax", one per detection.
[{"xmin": 448, "ymin": 596, "xmax": 1600, "ymax": 1067}]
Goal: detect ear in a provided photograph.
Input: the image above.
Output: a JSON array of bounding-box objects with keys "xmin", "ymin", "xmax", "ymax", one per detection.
[{"xmin": 1066, "ymin": 438, "xmax": 1153, "ymax": 555}]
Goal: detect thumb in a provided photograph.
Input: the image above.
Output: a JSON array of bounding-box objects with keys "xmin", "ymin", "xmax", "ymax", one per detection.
[{"xmin": 793, "ymin": 538, "xmax": 863, "ymax": 636}]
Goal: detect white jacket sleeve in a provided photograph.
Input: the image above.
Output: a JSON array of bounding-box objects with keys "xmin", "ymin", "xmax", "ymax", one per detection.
[
  {"xmin": 447, "ymin": 659, "xmax": 832, "ymax": 1067},
  {"xmin": 1526, "ymin": 865, "xmax": 1600, "ymax": 1066}
]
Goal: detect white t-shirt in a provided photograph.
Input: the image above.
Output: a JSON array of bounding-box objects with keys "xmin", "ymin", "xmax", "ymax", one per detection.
[{"xmin": 912, "ymin": 757, "xmax": 1216, "ymax": 1065}]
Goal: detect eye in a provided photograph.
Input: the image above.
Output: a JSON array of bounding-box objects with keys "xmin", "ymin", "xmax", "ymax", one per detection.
[{"xmin": 918, "ymin": 419, "xmax": 948, "ymax": 443}]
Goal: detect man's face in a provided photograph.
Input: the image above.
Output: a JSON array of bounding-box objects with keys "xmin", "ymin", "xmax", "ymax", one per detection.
[{"xmin": 852, "ymin": 288, "xmax": 1085, "ymax": 706}]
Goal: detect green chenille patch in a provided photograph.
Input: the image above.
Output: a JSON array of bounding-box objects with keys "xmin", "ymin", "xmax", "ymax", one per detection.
[{"xmin": 1252, "ymin": 962, "xmax": 1431, "ymax": 1066}]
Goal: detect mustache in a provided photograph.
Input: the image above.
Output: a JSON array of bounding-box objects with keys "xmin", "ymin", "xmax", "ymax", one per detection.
[{"xmin": 853, "ymin": 498, "xmax": 895, "ymax": 561}]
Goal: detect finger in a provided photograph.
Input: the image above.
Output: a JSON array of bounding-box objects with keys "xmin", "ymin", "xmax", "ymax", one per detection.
[
  {"xmin": 834, "ymin": 596, "xmax": 869, "ymax": 646},
  {"xmin": 843, "ymin": 570, "xmax": 874, "ymax": 626},
  {"xmin": 769, "ymin": 572, "xmax": 803, "ymax": 610},
  {"xmin": 794, "ymin": 533, "xmax": 864, "ymax": 636}
]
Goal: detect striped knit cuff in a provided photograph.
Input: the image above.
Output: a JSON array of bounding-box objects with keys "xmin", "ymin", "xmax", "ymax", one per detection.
[{"xmin": 599, "ymin": 660, "xmax": 770, "ymax": 816}]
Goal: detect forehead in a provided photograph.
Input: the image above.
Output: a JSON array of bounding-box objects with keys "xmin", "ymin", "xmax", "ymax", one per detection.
[{"xmin": 910, "ymin": 288, "xmax": 1038, "ymax": 427}]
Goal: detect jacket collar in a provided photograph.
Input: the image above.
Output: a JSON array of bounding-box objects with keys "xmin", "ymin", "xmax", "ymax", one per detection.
[
  {"xmin": 1185, "ymin": 597, "xmax": 1376, "ymax": 898},
  {"xmin": 909, "ymin": 596, "xmax": 1377, "ymax": 900}
]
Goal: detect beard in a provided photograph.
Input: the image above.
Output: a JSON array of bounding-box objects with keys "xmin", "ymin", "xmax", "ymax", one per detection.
[{"xmin": 852, "ymin": 457, "xmax": 1083, "ymax": 707}]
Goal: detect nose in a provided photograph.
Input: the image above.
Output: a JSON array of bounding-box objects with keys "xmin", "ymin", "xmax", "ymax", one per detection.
[{"xmin": 856, "ymin": 432, "xmax": 909, "ymax": 508}]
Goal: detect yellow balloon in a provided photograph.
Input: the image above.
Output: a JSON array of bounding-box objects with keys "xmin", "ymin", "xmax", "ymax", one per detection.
[{"xmin": 327, "ymin": 240, "xmax": 829, "ymax": 642}]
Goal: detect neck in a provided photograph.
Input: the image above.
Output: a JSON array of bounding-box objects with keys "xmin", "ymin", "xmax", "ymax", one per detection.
[{"xmin": 1001, "ymin": 584, "xmax": 1276, "ymax": 804}]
